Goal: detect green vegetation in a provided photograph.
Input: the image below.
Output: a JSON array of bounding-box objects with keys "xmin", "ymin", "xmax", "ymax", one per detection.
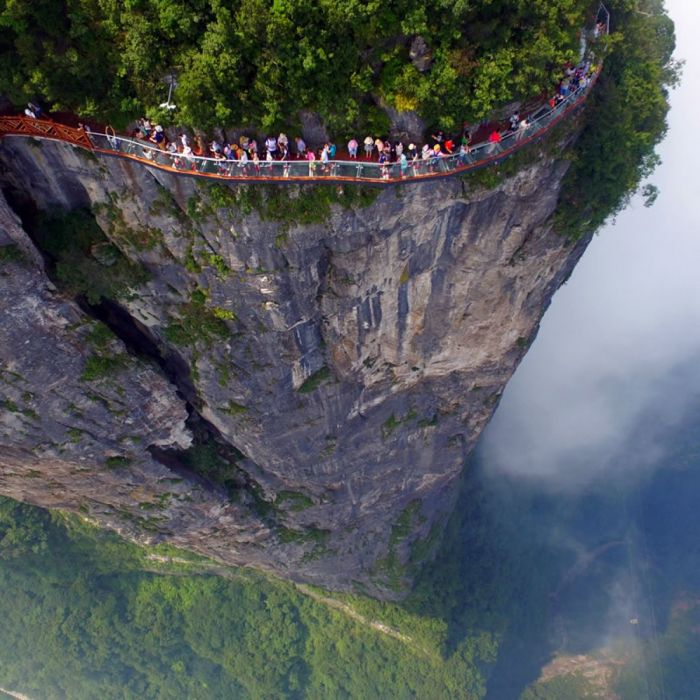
[
  {"xmin": 0, "ymin": 243, "xmax": 25, "ymax": 265},
  {"xmin": 163, "ymin": 287, "xmax": 231, "ymax": 348},
  {"xmin": 31, "ymin": 209, "xmax": 150, "ymax": 305},
  {"xmin": 221, "ymin": 400, "xmax": 248, "ymax": 416},
  {"xmin": 81, "ymin": 353, "xmax": 127, "ymax": 381},
  {"xmin": 372, "ymin": 500, "xmax": 426, "ymax": 592},
  {"xmin": 105, "ymin": 456, "xmax": 131, "ymax": 469},
  {"xmin": 93, "ymin": 200, "xmax": 164, "ymax": 251},
  {"xmin": 615, "ymin": 604, "xmax": 700, "ymax": 700},
  {"xmin": 180, "ymin": 440, "xmax": 244, "ymax": 495},
  {"xmin": 86, "ymin": 320, "xmax": 115, "ymax": 349},
  {"xmin": 381, "ymin": 407, "xmax": 418, "ymax": 438},
  {"xmin": 557, "ymin": 0, "xmax": 680, "ymax": 238},
  {"xmin": 0, "ymin": 0, "xmax": 589, "ymax": 133},
  {"xmin": 0, "ymin": 495, "xmax": 496, "ymax": 699},
  {"xmin": 189, "ymin": 182, "xmax": 379, "ymax": 227},
  {"xmin": 275, "ymin": 490, "xmax": 314, "ymax": 512},
  {"xmin": 521, "ymin": 673, "xmax": 600, "ymax": 699},
  {"xmin": 297, "ymin": 366, "xmax": 332, "ymax": 394}
]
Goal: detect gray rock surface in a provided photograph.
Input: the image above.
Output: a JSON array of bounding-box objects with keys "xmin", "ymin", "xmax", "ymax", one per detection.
[{"xmin": 0, "ymin": 135, "xmax": 589, "ymax": 596}]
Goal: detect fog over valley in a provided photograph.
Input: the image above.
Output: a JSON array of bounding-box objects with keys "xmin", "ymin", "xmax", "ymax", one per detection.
[{"xmin": 483, "ymin": 0, "xmax": 700, "ymax": 487}]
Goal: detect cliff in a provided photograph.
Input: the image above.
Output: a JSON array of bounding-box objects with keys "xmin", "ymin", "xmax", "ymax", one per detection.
[{"xmin": 0, "ymin": 135, "xmax": 589, "ymax": 596}]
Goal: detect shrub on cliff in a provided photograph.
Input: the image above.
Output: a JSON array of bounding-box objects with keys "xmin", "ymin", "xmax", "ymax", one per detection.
[
  {"xmin": 31, "ymin": 209, "xmax": 150, "ymax": 304},
  {"xmin": 556, "ymin": 0, "xmax": 680, "ymax": 238}
]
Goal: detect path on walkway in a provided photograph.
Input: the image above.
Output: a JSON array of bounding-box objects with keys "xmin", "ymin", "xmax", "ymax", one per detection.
[{"xmin": 0, "ymin": 70, "xmax": 599, "ymax": 187}]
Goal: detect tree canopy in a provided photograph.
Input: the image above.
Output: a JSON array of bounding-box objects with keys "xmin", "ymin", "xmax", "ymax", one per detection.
[
  {"xmin": 555, "ymin": 0, "xmax": 680, "ymax": 238},
  {"xmin": 0, "ymin": 0, "xmax": 591, "ymax": 133}
]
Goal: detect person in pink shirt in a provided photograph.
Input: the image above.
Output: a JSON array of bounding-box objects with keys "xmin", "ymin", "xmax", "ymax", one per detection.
[
  {"xmin": 348, "ymin": 138, "xmax": 358, "ymax": 158},
  {"xmin": 306, "ymin": 149, "xmax": 316, "ymax": 176}
]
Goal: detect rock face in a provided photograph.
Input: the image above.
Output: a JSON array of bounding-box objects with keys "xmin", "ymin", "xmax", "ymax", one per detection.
[{"xmin": 0, "ymin": 135, "xmax": 589, "ymax": 596}]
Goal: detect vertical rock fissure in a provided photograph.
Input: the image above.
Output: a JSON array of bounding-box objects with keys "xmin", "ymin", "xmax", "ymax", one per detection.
[{"xmin": 0, "ymin": 187, "xmax": 271, "ymax": 507}]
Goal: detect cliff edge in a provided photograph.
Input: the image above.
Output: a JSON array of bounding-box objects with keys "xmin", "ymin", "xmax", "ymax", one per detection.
[{"xmin": 0, "ymin": 135, "xmax": 588, "ymax": 596}]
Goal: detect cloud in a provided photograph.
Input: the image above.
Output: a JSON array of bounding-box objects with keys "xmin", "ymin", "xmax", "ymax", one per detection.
[{"xmin": 480, "ymin": 0, "xmax": 700, "ymax": 488}]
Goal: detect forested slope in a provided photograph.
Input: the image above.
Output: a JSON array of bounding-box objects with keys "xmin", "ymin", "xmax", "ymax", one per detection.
[
  {"xmin": 0, "ymin": 498, "xmax": 496, "ymax": 699},
  {"xmin": 0, "ymin": 0, "xmax": 591, "ymax": 131}
]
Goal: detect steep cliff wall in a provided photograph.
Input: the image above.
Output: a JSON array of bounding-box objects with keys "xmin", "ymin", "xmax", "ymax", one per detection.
[{"xmin": 0, "ymin": 136, "xmax": 589, "ymax": 595}]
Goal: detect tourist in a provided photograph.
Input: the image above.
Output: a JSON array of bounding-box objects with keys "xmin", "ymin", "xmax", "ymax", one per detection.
[
  {"xmin": 431, "ymin": 129, "xmax": 445, "ymax": 147},
  {"xmin": 517, "ymin": 117, "xmax": 530, "ymax": 141},
  {"xmin": 306, "ymin": 148, "xmax": 316, "ymax": 176},
  {"xmin": 239, "ymin": 148, "xmax": 249, "ymax": 171},
  {"xmin": 395, "ymin": 142, "xmax": 404, "ymax": 158},
  {"xmin": 295, "ymin": 136, "xmax": 306, "ymax": 158},
  {"xmin": 509, "ymin": 112, "xmax": 520, "ymax": 131},
  {"xmin": 149, "ymin": 125, "xmax": 165, "ymax": 145},
  {"xmin": 321, "ymin": 144, "xmax": 330, "ymax": 173},
  {"xmin": 363, "ymin": 136, "xmax": 373, "ymax": 158},
  {"xmin": 135, "ymin": 118, "xmax": 150, "ymax": 139},
  {"xmin": 374, "ymin": 137, "xmax": 384, "ymax": 159},
  {"xmin": 378, "ymin": 152, "xmax": 389, "ymax": 179},
  {"xmin": 399, "ymin": 152, "xmax": 408, "ymax": 178},
  {"xmin": 265, "ymin": 135, "xmax": 278, "ymax": 156},
  {"xmin": 348, "ymin": 137, "xmax": 358, "ymax": 158},
  {"xmin": 328, "ymin": 141, "xmax": 337, "ymax": 159},
  {"xmin": 278, "ymin": 132, "xmax": 289, "ymax": 150},
  {"xmin": 461, "ymin": 128, "xmax": 471, "ymax": 150},
  {"xmin": 184, "ymin": 144, "xmax": 198, "ymax": 170},
  {"xmin": 487, "ymin": 129, "xmax": 502, "ymax": 153}
]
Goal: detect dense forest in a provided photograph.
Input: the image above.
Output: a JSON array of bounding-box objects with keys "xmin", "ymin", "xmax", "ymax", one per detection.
[
  {"xmin": 0, "ymin": 496, "xmax": 501, "ymax": 699},
  {"xmin": 0, "ymin": 0, "xmax": 592, "ymax": 132}
]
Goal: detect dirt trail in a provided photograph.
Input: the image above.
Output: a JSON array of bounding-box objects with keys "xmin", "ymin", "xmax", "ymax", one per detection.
[
  {"xmin": 144, "ymin": 554, "xmax": 438, "ymax": 658},
  {"xmin": 0, "ymin": 688, "xmax": 33, "ymax": 700},
  {"xmin": 294, "ymin": 584, "xmax": 440, "ymax": 660}
]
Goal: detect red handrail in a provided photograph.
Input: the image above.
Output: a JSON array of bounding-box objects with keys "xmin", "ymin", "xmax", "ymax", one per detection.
[{"xmin": 0, "ymin": 116, "xmax": 94, "ymax": 149}]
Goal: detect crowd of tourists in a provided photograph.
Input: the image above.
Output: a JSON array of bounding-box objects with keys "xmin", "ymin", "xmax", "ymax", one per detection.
[{"xmin": 121, "ymin": 58, "xmax": 596, "ymax": 178}]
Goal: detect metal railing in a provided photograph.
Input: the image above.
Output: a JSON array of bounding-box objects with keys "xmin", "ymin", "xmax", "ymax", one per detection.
[{"xmin": 0, "ymin": 69, "xmax": 601, "ymax": 186}]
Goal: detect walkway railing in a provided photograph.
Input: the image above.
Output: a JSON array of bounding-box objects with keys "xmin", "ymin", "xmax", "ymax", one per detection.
[{"xmin": 0, "ymin": 70, "xmax": 600, "ymax": 186}]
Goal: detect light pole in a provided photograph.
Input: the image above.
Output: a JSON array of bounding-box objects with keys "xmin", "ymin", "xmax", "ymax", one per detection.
[{"xmin": 159, "ymin": 74, "xmax": 177, "ymax": 111}]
